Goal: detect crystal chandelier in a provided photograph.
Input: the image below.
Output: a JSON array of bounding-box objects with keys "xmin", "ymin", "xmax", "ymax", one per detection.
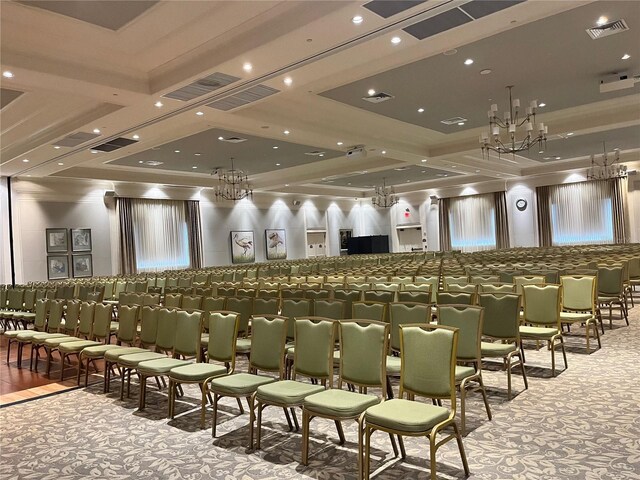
[
  {"xmin": 371, "ymin": 178, "xmax": 398, "ymax": 208},
  {"xmin": 213, "ymin": 158, "xmax": 253, "ymax": 201},
  {"xmin": 587, "ymin": 142, "xmax": 627, "ymax": 180},
  {"xmin": 480, "ymin": 85, "xmax": 548, "ymax": 159}
]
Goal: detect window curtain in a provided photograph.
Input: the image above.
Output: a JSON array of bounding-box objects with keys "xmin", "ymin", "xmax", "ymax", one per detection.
[
  {"xmin": 438, "ymin": 197, "xmax": 452, "ymax": 252},
  {"xmin": 536, "ymin": 185, "xmax": 552, "ymax": 247},
  {"xmin": 448, "ymin": 193, "xmax": 496, "ymax": 252},
  {"xmin": 494, "ymin": 191, "xmax": 510, "ymax": 249},
  {"xmin": 185, "ymin": 200, "xmax": 203, "ymax": 268},
  {"xmin": 117, "ymin": 198, "xmax": 137, "ymax": 275},
  {"xmin": 611, "ymin": 177, "xmax": 628, "ymax": 244}
]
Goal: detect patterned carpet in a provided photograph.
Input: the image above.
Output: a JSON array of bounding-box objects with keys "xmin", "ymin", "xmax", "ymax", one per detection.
[{"xmin": 1, "ymin": 306, "xmax": 639, "ymax": 480}]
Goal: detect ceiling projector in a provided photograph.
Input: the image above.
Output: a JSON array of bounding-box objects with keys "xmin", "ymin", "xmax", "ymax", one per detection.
[
  {"xmin": 600, "ymin": 73, "xmax": 639, "ymax": 93},
  {"xmin": 346, "ymin": 145, "xmax": 366, "ymax": 158}
]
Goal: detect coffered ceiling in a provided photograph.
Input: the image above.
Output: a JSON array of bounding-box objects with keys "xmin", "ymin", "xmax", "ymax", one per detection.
[{"xmin": 1, "ymin": 0, "xmax": 639, "ymax": 200}]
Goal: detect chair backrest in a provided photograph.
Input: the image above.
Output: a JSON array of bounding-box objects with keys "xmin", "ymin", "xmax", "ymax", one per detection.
[
  {"xmin": 142, "ymin": 293, "xmax": 161, "ymax": 306},
  {"xmin": 207, "ymin": 312, "xmax": 240, "ymax": 368},
  {"xmin": 258, "ymin": 288, "xmax": 280, "ymax": 298},
  {"xmin": 339, "ymin": 320, "xmax": 389, "ymax": 391},
  {"xmin": 470, "ymin": 275, "xmax": 500, "ymax": 284},
  {"xmin": 364, "ymin": 290, "xmax": 395, "ymax": 304},
  {"xmin": 399, "ymin": 324, "xmax": 458, "ymax": 402},
  {"xmin": 436, "ymin": 291, "xmax": 474, "ymax": 305},
  {"xmin": 373, "ymin": 283, "xmax": 400, "ymax": 292},
  {"xmin": 280, "ymin": 288, "xmax": 305, "ymax": 299},
  {"xmin": 181, "ymin": 295, "xmax": 203, "ymax": 311},
  {"xmin": 443, "ymin": 275, "xmax": 469, "ymax": 289},
  {"xmin": 201, "ymin": 296, "xmax": 226, "ymax": 314},
  {"xmin": 389, "ymin": 302, "xmax": 431, "ymax": 352},
  {"xmin": 155, "ymin": 308, "xmax": 178, "ymax": 352},
  {"xmin": 313, "ymin": 299, "xmax": 346, "ymax": 319},
  {"xmin": 293, "ymin": 317, "xmax": 335, "ymax": 383},
  {"xmin": 33, "ymin": 299, "xmax": 50, "ymax": 331},
  {"xmin": 397, "ymin": 290, "xmax": 431, "ymax": 304},
  {"xmin": 477, "ymin": 293, "xmax": 520, "ymax": 340},
  {"xmin": 117, "ymin": 304, "xmax": 140, "ymax": 344},
  {"xmin": 281, "ymin": 298, "xmax": 312, "ymax": 338},
  {"xmin": 86, "ymin": 291, "xmax": 104, "ymax": 303},
  {"xmin": 6, "ymin": 289, "xmax": 24, "ymax": 310},
  {"xmin": 63, "ymin": 300, "xmax": 81, "ymax": 333},
  {"xmin": 446, "ymin": 283, "xmax": 477, "ymax": 294},
  {"xmin": 253, "ymin": 297, "xmax": 279, "ymax": 316},
  {"xmin": 478, "ymin": 283, "xmax": 516, "ymax": 293},
  {"xmin": 47, "ymin": 300, "xmax": 65, "ymax": 331},
  {"xmin": 225, "ymin": 296, "xmax": 253, "ymax": 334},
  {"xmin": 235, "ymin": 288, "xmax": 256, "ymax": 298},
  {"xmin": 560, "ymin": 275, "xmax": 596, "ymax": 312},
  {"xmin": 597, "ymin": 266, "xmax": 623, "ymax": 295},
  {"xmin": 352, "ymin": 301, "xmax": 386, "ymax": 322},
  {"xmin": 23, "ymin": 289, "xmax": 36, "ymax": 311},
  {"xmin": 304, "ymin": 289, "xmax": 331, "ymax": 300},
  {"xmin": 92, "ymin": 303, "xmax": 114, "ymax": 341},
  {"xmin": 249, "ymin": 316, "xmax": 287, "ymax": 375},
  {"xmin": 513, "ymin": 275, "xmax": 545, "ymax": 295},
  {"xmin": 348, "ymin": 282, "xmax": 372, "ymax": 292},
  {"xmin": 333, "ymin": 289, "xmax": 361, "ymax": 318},
  {"xmin": 77, "ymin": 302, "xmax": 96, "ymax": 337},
  {"xmin": 164, "ymin": 293, "xmax": 183, "ymax": 308},
  {"xmin": 522, "ymin": 284, "xmax": 561, "ymax": 328},
  {"xmin": 174, "ymin": 310, "xmax": 203, "ymax": 358},
  {"xmin": 437, "ymin": 305, "xmax": 483, "ymax": 362},
  {"xmin": 499, "ymin": 270, "xmax": 522, "ymax": 283},
  {"xmin": 217, "ymin": 286, "xmax": 236, "ymax": 297},
  {"xmin": 139, "ymin": 306, "xmax": 159, "ymax": 346}
]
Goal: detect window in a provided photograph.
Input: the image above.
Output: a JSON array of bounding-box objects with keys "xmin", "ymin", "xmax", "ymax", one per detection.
[{"xmin": 449, "ymin": 194, "xmax": 496, "ymax": 252}]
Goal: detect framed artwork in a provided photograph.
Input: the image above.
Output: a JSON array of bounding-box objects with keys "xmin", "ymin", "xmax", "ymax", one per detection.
[
  {"xmin": 231, "ymin": 231, "xmax": 255, "ymax": 264},
  {"xmin": 47, "ymin": 255, "xmax": 69, "ymax": 280},
  {"xmin": 46, "ymin": 228, "xmax": 68, "ymax": 253},
  {"xmin": 72, "ymin": 254, "xmax": 93, "ymax": 278},
  {"xmin": 339, "ymin": 229, "xmax": 353, "ymax": 250},
  {"xmin": 71, "ymin": 228, "xmax": 92, "ymax": 252},
  {"xmin": 265, "ymin": 229, "xmax": 287, "ymax": 260}
]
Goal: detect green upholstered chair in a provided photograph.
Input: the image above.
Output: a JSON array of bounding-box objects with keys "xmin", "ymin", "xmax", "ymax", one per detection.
[
  {"xmin": 363, "ymin": 324, "xmax": 469, "ymax": 480},
  {"xmin": 597, "ymin": 266, "xmax": 628, "ymax": 328},
  {"xmin": 258, "ymin": 288, "xmax": 280, "ymax": 299},
  {"xmin": 217, "ymin": 286, "xmax": 236, "ymax": 297},
  {"xmin": 499, "ymin": 270, "xmax": 523, "ymax": 283},
  {"xmin": 168, "ymin": 311, "xmax": 238, "ymax": 428},
  {"xmin": 478, "ymin": 293, "xmax": 528, "ymax": 399},
  {"xmin": 447, "ymin": 283, "xmax": 478, "ymax": 295},
  {"xmin": 436, "ymin": 291, "xmax": 475, "ymax": 306},
  {"xmin": 11, "ymin": 289, "xmax": 37, "ymax": 330},
  {"xmin": 333, "ymin": 289, "xmax": 362, "ymax": 319},
  {"xmin": 352, "ymin": 301, "xmax": 386, "ymax": 322},
  {"xmin": 519, "ymin": 284, "xmax": 567, "ymax": 376},
  {"xmin": 61, "ymin": 300, "xmax": 81, "ymax": 335},
  {"xmin": 348, "ymin": 283, "xmax": 372, "ymax": 293},
  {"xmin": 281, "ymin": 298, "xmax": 312, "ymax": 340},
  {"xmin": 303, "ymin": 289, "xmax": 331, "ymax": 300},
  {"xmin": 59, "ymin": 303, "xmax": 114, "ymax": 382},
  {"xmin": 236, "ymin": 288, "xmax": 257, "ymax": 298},
  {"xmin": 367, "ymin": 275, "xmax": 389, "ymax": 283},
  {"xmin": 0, "ymin": 288, "xmax": 25, "ymax": 331},
  {"xmin": 79, "ymin": 304, "xmax": 141, "ymax": 388},
  {"xmin": 443, "ymin": 275, "xmax": 469, "ymax": 290},
  {"xmin": 391, "ymin": 276, "xmax": 413, "ymax": 284},
  {"xmin": 405, "ymin": 278, "xmax": 439, "ymax": 303},
  {"xmin": 478, "ymin": 283, "xmax": 516, "ymax": 294},
  {"xmin": 209, "ymin": 315, "xmax": 287, "ymax": 446},
  {"xmin": 513, "ymin": 275, "xmax": 545, "ymax": 295},
  {"xmin": 253, "ymin": 297, "xmax": 279, "ymax": 316},
  {"xmin": 225, "ymin": 296, "xmax": 253, "ymax": 337},
  {"xmin": 312, "ymin": 299, "xmax": 346, "ymax": 319},
  {"xmin": 142, "ymin": 293, "xmax": 161, "ymax": 306},
  {"xmin": 29, "ymin": 299, "xmax": 67, "ymax": 371},
  {"xmin": 560, "ymin": 275, "xmax": 601, "ymax": 352},
  {"xmin": 438, "ymin": 304, "xmax": 491, "ymax": 434},
  {"xmin": 280, "ymin": 288, "xmax": 305, "ymax": 299},
  {"xmin": 164, "ymin": 293, "xmax": 183, "ymax": 308},
  {"xmin": 136, "ymin": 310, "xmax": 204, "ymax": 410},
  {"xmin": 470, "ymin": 275, "xmax": 500, "ymax": 284},
  {"xmin": 302, "ymin": 320, "xmax": 389, "ymax": 475},
  {"xmin": 181, "ymin": 295, "xmax": 203, "ymax": 311},
  {"xmin": 386, "ymin": 302, "xmax": 431, "ymax": 398},
  {"xmin": 12, "ymin": 299, "xmax": 51, "ymax": 368},
  {"xmin": 253, "ymin": 317, "xmax": 335, "ymax": 450},
  {"xmin": 397, "ymin": 290, "xmax": 431, "ymax": 304}
]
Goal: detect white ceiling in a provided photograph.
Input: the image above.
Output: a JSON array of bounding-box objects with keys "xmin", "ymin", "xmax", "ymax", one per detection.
[{"xmin": 1, "ymin": 0, "xmax": 639, "ymax": 200}]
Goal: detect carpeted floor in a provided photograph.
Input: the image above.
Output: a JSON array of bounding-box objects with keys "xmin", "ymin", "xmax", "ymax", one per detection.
[{"xmin": 1, "ymin": 307, "xmax": 639, "ymax": 480}]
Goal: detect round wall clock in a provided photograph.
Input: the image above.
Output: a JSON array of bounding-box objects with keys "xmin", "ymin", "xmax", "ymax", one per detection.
[{"xmin": 515, "ymin": 198, "xmax": 528, "ymax": 211}]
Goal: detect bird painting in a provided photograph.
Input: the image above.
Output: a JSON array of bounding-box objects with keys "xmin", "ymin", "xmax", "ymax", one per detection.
[
  {"xmin": 266, "ymin": 229, "xmax": 286, "ymax": 260},
  {"xmin": 232, "ymin": 232, "xmax": 255, "ymax": 263}
]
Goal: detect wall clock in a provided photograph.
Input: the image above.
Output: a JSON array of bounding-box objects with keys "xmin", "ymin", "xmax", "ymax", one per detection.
[{"xmin": 515, "ymin": 198, "xmax": 528, "ymax": 211}]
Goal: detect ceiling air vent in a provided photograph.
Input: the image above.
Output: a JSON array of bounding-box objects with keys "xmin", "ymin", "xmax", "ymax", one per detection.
[
  {"xmin": 53, "ymin": 131, "xmax": 100, "ymax": 147},
  {"xmin": 362, "ymin": 92, "xmax": 394, "ymax": 103},
  {"xmin": 440, "ymin": 116, "xmax": 467, "ymax": 125},
  {"xmin": 206, "ymin": 84, "xmax": 279, "ymax": 111},
  {"xmin": 305, "ymin": 150, "xmax": 326, "ymax": 156},
  {"xmin": 218, "ymin": 136, "xmax": 247, "ymax": 143},
  {"xmin": 92, "ymin": 137, "xmax": 138, "ymax": 152},
  {"xmin": 163, "ymin": 72, "xmax": 239, "ymax": 101},
  {"xmin": 586, "ymin": 19, "xmax": 629, "ymax": 40},
  {"xmin": 144, "ymin": 161, "xmax": 163, "ymax": 166}
]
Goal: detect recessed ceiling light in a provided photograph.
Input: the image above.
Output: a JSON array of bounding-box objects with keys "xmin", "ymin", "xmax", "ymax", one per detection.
[
  {"xmin": 337, "ymin": 141, "xmax": 343, "ymax": 146},
  {"xmin": 273, "ymin": 146, "xmax": 279, "ymax": 149},
  {"xmin": 451, "ymin": 165, "xmax": 457, "ymax": 168},
  {"xmin": 458, "ymin": 122, "xmax": 465, "ymax": 126},
  {"xmin": 285, "ymin": 184, "xmax": 290, "ymax": 187},
  {"xmin": 132, "ymin": 134, "xmax": 140, "ymax": 140},
  {"xmin": 319, "ymin": 154, "xmax": 324, "ymax": 157},
  {"xmin": 243, "ymin": 62, "xmax": 253, "ymax": 72},
  {"xmin": 622, "ymin": 53, "xmax": 631, "ymax": 60},
  {"xmin": 443, "ymin": 174, "xmax": 448, "ymax": 177},
  {"xmin": 283, "ymin": 130, "xmax": 290, "ymax": 135},
  {"xmin": 196, "ymin": 111, "xmax": 204, "ymax": 116},
  {"xmin": 194, "ymin": 153, "xmax": 201, "ymax": 156},
  {"xmin": 154, "ymin": 101, "xmax": 163, "ymax": 108},
  {"xmin": 283, "ymin": 77, "xmax": 293, "ymax": 86},
  {"xmin": 555, "ymin": 156, "xmax": 562, "ymax": 160},
  {"xmin": 381, "ymin": 150, "xmax": 386, "ymax": 154},
  {"xmin": 596, "ymin": 16, "xmax": 608, "ymax": 26},
  {"xmin": 2, "ymin": 71, "xmax": 14, "ymax": 78},
  {"xmin": 418, "ymin": 108, "xmax": 424, "ymax": 113},
  {"xmin": 566, "ymin": 132, "xmax": 574, "ymax": 136},
  {"xmin": 58, "ymin": 162, "xmax": 64, "ymax": 166},
  {"xmin": 367, "ymin": 89, "xmax": 376, "ymax": 96},
  {"xmin": 352, "ymin": 15, "xmax": 363, "ymax": 24},
  {"xmin": 218, "ymin": 136, "xmax": 224, "ymax": 140},
  {"xmin": 421, "ymin": 171, "xmax": 426, "ymax": 173},
  {"xmin": 543, "ymin": 157, "xmax": 551, "ymax": 160},
  {"xmin": 54, "ymin": 146, "xmax": 61, "ymax": 149},
  {"xmin": 443, "ymin": 49, "xmax": 457, "ymax": 56},
  {"xmin": 22, "ymin": 158, "xmax": 29, "ymax": 163},
  {"xmin": 421, "ymin": 159, "xmax": 427, "ymax": 162},
  {"xmin": 406, "ymin": 180, "xmax": 410, "ymax": 183},
  {"xmin": 347, "ymin": 182, "xmax": 352, "ymax": 185},
  {"xmin": 480, "ymin": 69, "xmax": 492, "ymax": 75},
  {"xmin": 90, "ymin": 150, "xmax": 98, "ymax": 154},
  {"xmin": 138, "ymin": 160, "xmax": 144, "ymax": 164},
  {"xmin": 391, "ymin": 36, "xmax": 402, "ymax": 45},
  {"xmin": 475, "ymin": 170, "xmax": 480, "ymax": 173},
  {"xmin": 538, "ymin": 102, "xmax": 546, "ymax": 107},
  {"xmin": 464, "ymin": 58, "xmax": 474, "ymax": 65},
  {"xmin": 174, "ymin": 150, "xmax": 180, "ymax": 153},
  {"xmin": 93, "ymin": 128, "xmax": 101, "ymax": 134},
  {"xmin": 192, "ymin": 166, "xmax": 197, "ymax": 169},
  {"xmin": 276, "ymin": 163, "xmax": 281, "ymax": 166}
]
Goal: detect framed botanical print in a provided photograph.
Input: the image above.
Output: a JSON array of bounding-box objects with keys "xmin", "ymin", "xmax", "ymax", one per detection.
[
  {"xmin": 265, "ymin": 229, "xmax": 287, "ymax": 260},
  {"xmin": 71, "ymin": 228, "xmax": 92, "ymax": 252},
  {"xmin": 46, "ymin": 228, "xmax": 68, "ymax": 253},
  {"xmin": 72, "ymin": 254, "xmax": 93, "ymax": 278},
  {"xmin": 47, "ymin": 255, "xmax": 69, "ymax": 280},
  {"xmin": 230, "ymin": 231, "xmax": 255, "ymax": 264}
]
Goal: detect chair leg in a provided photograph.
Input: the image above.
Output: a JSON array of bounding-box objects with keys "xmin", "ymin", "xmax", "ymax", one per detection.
[
  {"xmin": 256, "ymin": 403, "xmax": 263, "ymax": 450},
  {"xmin": 200, "ymin": 382, "xmax": 207, "ymax": 429},
  {"xmin": 365, "ymin": 426, "xmax": 372, "ymax": 479},
  {"xmin": 478, "ymin": 375, "xmax": 492, "ymax": 421},
  {"xmin": 388, "ymin": 432, "xmax": 399, "ymax": 457},
  {"xmin": 291, "ymin": 407, "xmax": 299, "ymax": 431},
  {"xmin": 120, "ymin": 367, "xmax": 127, "ymax": 400},
  {"xmin": 560, "ymin": 337, "xmax": 568, "ymax": 370},
  {"xmin": 236, "ymin": 397, "xmax": 245, "ymax": 414},
  {"xmin": 397, "ymin": 434, "xmax": 406, "ymax": 459},
  {"xmin": 357, "ymin": 415, "xmax": 365, "ymax": 480},
  {"xmin": 212, "ymin": 393, "xmax": 219, "ymax": 437},
  {"xmin": 452, "ymin": 421, "xmax": 470, "ymax": 476},
  {"xmin": 585, "ymin": 323, "xmax": 591, "ymax": 354},
  {"xmin": 334, "ymin": 419, "xmax": 346, "ymax": 445},
  {"xmin": 60, "ymin": 352, "xmax": 66, "ymax": 381},
  {"xmin": 594, "ymin": 320, "xmax": 602, "ymax": 349},
  {"xmin": 550, "ymin": 340, "xmax": 556, "ymax": 377},
  {"xmin": 429, "ymin": 430, "xmax": 438, "ymax": 480},
  {"xmin": 518, "ymin": 352, "xmax": 529, "ymax": 391},
  {"xmin": 385, "ymin": 375, "xmax": 394, "ymax": 399},
  {"xmin": 301, "ymin": 408, "xmax": 310, "ymax": 465},
  {"xmin": 247, "ymin": 395, "xmax": 254, "ymax": 449},
  {"xmin": 283, "ymin": 407, "xmax": 293, "ymax": 430},
  {"xmin": 459, "ymin": 383, "xmax": 467, "ymax": 435},
  {"xmin": 506, "ymin": 356, "xmax": 512, "ymax": 400},
  {"xmin": 139, "ymin": 375, "xmax": 147, "ymax": 410}
]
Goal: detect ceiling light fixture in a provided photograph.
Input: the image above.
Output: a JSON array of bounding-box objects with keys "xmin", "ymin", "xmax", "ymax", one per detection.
[
  {"xmin": 538, "ymin": 102, "xmax": 546, "ymax": 107},
  {"xmin": 622, "ymin": 53, "xmax": 631, "ymax": 60},
  {"xmin": 285, "ymin": 184, "xmax": 290, "ymax": 187},
  {"xmin": 480, "ymin": 85, "xmax": 548, "ymax": 160},
  {"xmin": 391, "ymin": 36, "xmax": 402, "ymax": 45},
  {"xmin": 54, "ymin": 146, "xmax": 61, "ymax": 149},
  {"xmin": 243, "ymin": 62, "xmax": 253, "ymax": 72},
  {"xmin": 458, "ymin": 122, "xmax": 465, "ymax": 126},
  {"xmin": 381, "ymin": 150, "xmax": 386, "ymax": 154},
  {"xmin": 566, "ymin": 132, "xmax": 574, "ymax": 136},
  {"xmin": 174, "ymin": 150, "xmax": 180, "ymax": 153},
  {"xmin": 421, "ymin": 159, "xmax": 427, "ymax": 162},
  {"xmin": 195, "ymin": 153, "xmax": 201, "ymax": 156},
  {"xmin": 213, "ymin": 157, "xmax": 252, "ymax": 201},
  {"xmin": 283, "ymin": 130, "xmax": 290, "ymax": 135},
  {"xmin": 367, "ymin": 89, "xmax": 376, "ymax": 96},
  {"xmin": 93, "ymin": 128, "xmax": 101, "ymax": 134},
  {"xmin": 273, "ymin": 146, "xmax": 279, "ymax": 149},
  {"xmin": 276, "ymin": 163, "xmax": 281, "ymax": 166},
  {"xmin": 480, "ymin": 69, "xmax": 492, "ymax": 75},
  {"xmin": 2, "ymin": 71, "xmax": 14, "ymax": 78},
  {"xmin": 337, "ymin": 141, "xmax": 343, "ymax": 146},
  {"xmin": 218, "ymin": 136, "xmax": 224, "ymax": 140},
  {"xmin": 22, "ymin": 159, "xmax": 29, "ymax": 163},
  {"xmin": 587, "ymin": 142, "xmax": 627, "ymax": 180},
  {"xmin": 352, "ymin": 15, "xmax": 363, "ymax": 24},
  {"xmin": 283, "ymin": 77, "xmax": 293, "ymax": 86},
  {"xmin": 192, "ymin": 166, "xmax": 198, "ymax": 169},
  {"xmin": 58, "ymin": 162, "xmax": 64, "ymax": 166},
  {"xmin": 154, "ymin": 101, "xmax": 163, "ymax": 108},
  {"xmin": 132, "ymin": 134, "xmax": 140, "ymax": 139},
  {"xmin": 196, "ymin": 111, "xmax": 204, "ymax": 116},
  {"xmin": 90, "ymin": 150, "xmax": 98, "ymax": 154},
  {"xmin": 596, "ymin": 16, "xmax": 609, "ymax": 26},
  {"xmin": 418, "ymin": 108, "xmax": 424, "ymax": 113},
  {"xmin": 372, "ymin": 178, "xmax": 399, "ymax": 209},
  {"xmin": 464, "ymin": 58, "xmax": 474, "ymax": 65}
]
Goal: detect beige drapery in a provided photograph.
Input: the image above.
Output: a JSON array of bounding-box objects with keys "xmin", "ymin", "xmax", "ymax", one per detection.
[{"xmin": 494, "ymin": 191, "xmax": 510, "ymax": 250}]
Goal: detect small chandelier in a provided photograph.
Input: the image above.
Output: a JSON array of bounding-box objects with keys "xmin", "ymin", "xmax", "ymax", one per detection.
[
  {"xmin": 587, "ymin": 142, "xmax": 627, "ymax": 180},
  {"xmin": 213, "ymin": 157, "xmax": 253, "ymax": 201},
  {"xmin": 371, "ymin": 178, "xmax": 398, "ymax": 208},
  {"xmin": 480, "ymin": 85, "xmax": 548, "ymax": 159}
]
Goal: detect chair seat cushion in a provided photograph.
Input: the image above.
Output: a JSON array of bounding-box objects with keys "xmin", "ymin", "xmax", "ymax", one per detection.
[
  {"xmin": 43, "ymin": 336, "xmax": 80, "ymax": 347},
  {"xmin": 15, "ymin": 330, "xmax": 54, "ymax": 341},
  {"xmin": 118, "ymin": 351, "xmax": 167, "ymax": 367},
  {"xmin": 82, "ymin": 344, "xmax": 127, "ymax": 358},
  {"xmin": 32, "ymin": 334, "xmax": 70, "ymax": 345},
  {"xmin": 256, "ymin": 380, "xmax": 324, "ymax": 406},
  {"xmin": 236, "ymin": 338, "xmax": 252, "ymax": 353},
  {"xmin": 455, "ymin": 365, "xmax": 476, "ymax": 382},
  {"xmin": 598, "ymin": 295, "xmax": 621, "ymax": 302},
  {"xmin": 560, "ymin": 312, "xmax": 594, "ymax": 323},
  {"xmin": 480, "ymin": 341, "xmax": 517, "ymax": 357},
  {"xmin": 519, "ymin": 326, "xmax": 559, "ymax": 339},
  {"xmin": 59, "ymin": 340, "xmax": 101, "ymax": 353},
  {"xmin": 169, "ymin": 362, "xmax": 227, "ymax": 381},
  {"xmin": 104, "ymin": 347, "xmax": 148, "ymax": 362},
  {"xmin": 385, "ymin": 355, "xmax": 401, "ymax": 375},
  {"xmin": 209, "ymin": 373, "xmax": 276, "ymax": 395},
  {"xmin": 365, "ymin": 398, "xmax": 449, "ymax": 433},
  {"xmin": 103, "ymin": 300, "xmax": 119, "ymax": 305},
  {"xmin": 4, "ymin": 330, "xmax": 22, "ymax": 338},
  {"xmin": 304, "ymin": 389, "xmax": 380, "ymax": 417},
  {"xmin": 138, "ymin": 358, "xmax": 190, "ymax": 376},
  {"xmin": 14, "ymin": 312, "xmax": 36, "ymax": 320}
]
